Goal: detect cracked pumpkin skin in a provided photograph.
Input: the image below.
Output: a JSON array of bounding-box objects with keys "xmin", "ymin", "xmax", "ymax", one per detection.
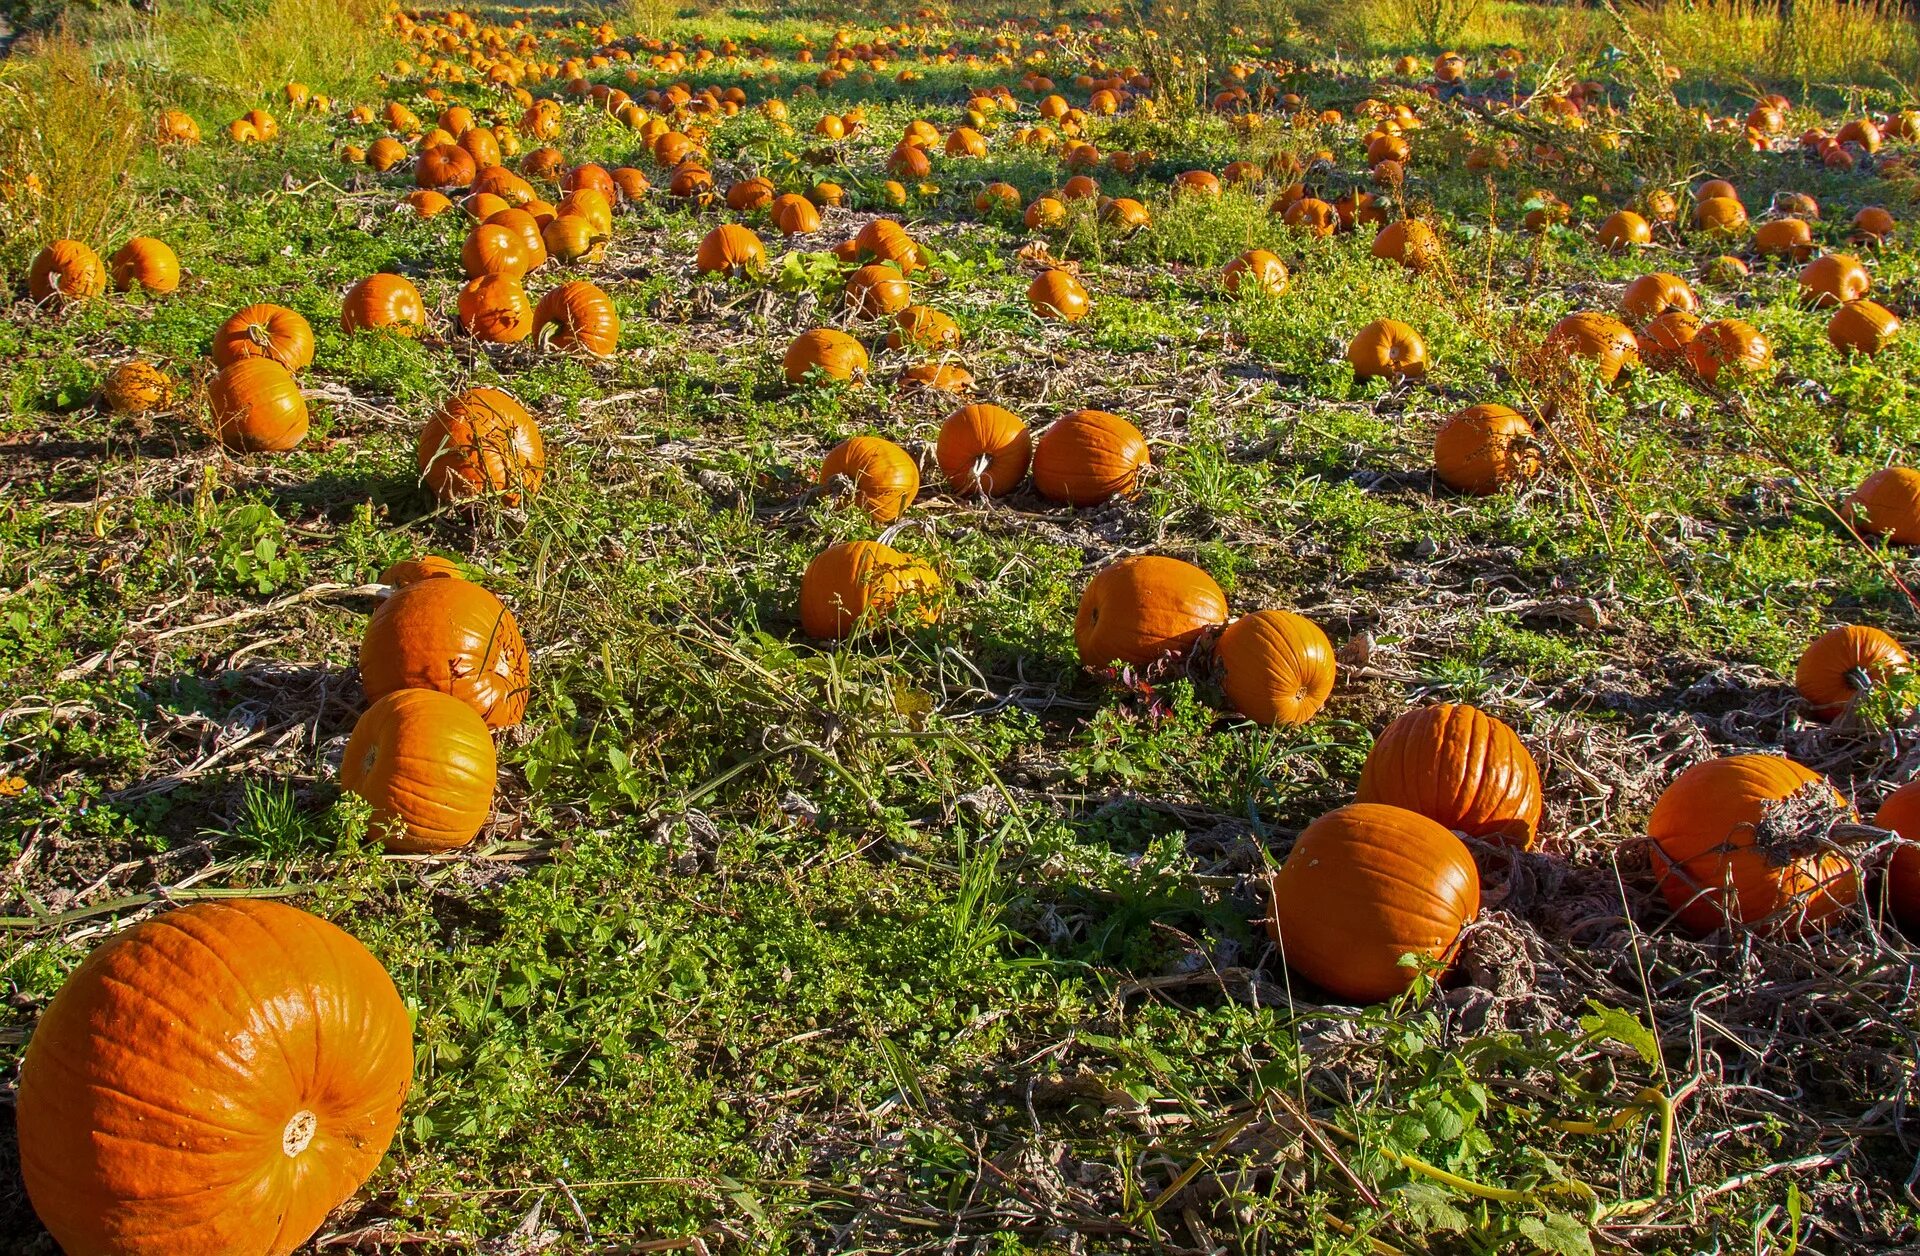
[
  {"xmin": 359, "ymin": 577, "xmax": 530, "ymax": 729},
  {"xmin": 16, "ymin": 900, "xmax": 413, "ymax": 1256}
]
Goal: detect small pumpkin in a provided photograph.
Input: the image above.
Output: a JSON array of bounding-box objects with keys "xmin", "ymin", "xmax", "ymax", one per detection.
[
  {"xmin": 341, "ymin": 274, "xmax": 428, "ymax": 336},
  {"xmin": 532, "ymin": 280, "xmax": 620, "ymax": 356},
  {"xmin": 1371, "ymin": 219, "xmax": 1441, "ymax": 274},
  {"xmin": 1828, "ymin": 299, "xmax": 1900, "ymax": 356},
  {"xmin": 844, "ymin": 263, "xmax": 913, "ymax": 318},
  {"xmin": 360, "ymin": 576, "xmax": 530, "ymax": 728},
  {"xmin": 770, "ymin": 193, "xmax": 822, "ymax": 235},
  {"xmin": 341, "ymin": 688, "xmax": 497, "ymax": 853},
  {"xmin": 888, "ymin": 305, "xmax": 961, "ymax": 351},
  {"xmin": 799, "ymin": 540, "xmax": 942, "ymax": 638},
  {"xmin": 379, "ymin": 555, "xmax": 464, "ymax": 587},
  {"xmin": 1546, "ymin": 311, "xmax": 1638, "ymax": 385},
  {"xmin": 1847, "ymin": 466, "xmax": 1920, "ymax": 544},
  {"xmin": 783, "ymin": 328, "xmax": 869, "ymax": 385},
  {"xmin": 16, "ymin": 900, "xmax": 412, "ymax": 1256},
  {"xmin": 899, "ymin": 362, "xmax": 975, "ymax": 394},
  {"xmin": 213, "ymin": 303, "xmax": 315, "ymax": 372},
  {"xmin": 101, "ymin": 360, "xmax": 174, "ymax": 414},
  {"xmin": 1266, "ymin": 803, "xmax": 1481, "ymax": 1003},
  {"xmin": 1356, "ymin": 703, "xmax": 1544, "ymax": 848},
  {"xmin": 542, "ymin": 214, "xmax": 606, "ymax": 264},
  {"xmin": 417, "ymin": 386, "xmax": 545, "ymax": 505},
  {"xmin": 108, "ymin": 237, "xmax": 181, "ymax": 295},
  {"xmin": 1692, "ymin": 195, "xmax": 1749, "ymax": 236},
  {"xmin": 1214, "ymin": 609, "xmax": 1335, "ymax": 726},
  {"xmin": 1433, "ymin": 403, "xmax": 1539, "ymax": 496},
  {"xmin": 1028, "ymin": 268, "xmax": 1090, "ymax": 321},
  {"xmin": 1851, "ymin": 205, "xmax": 1896, "ymax": 245},
  {"xmin": 1223, "ymin": 249, "xmax": 1288, "ymax": 296},
  {"xmin": 1795, "ymin": 624, "xmax": 1909, "ymax": 719},
  {"xmin": 1753, "ymin": 218, "xmax": 1815, "ymax": 260},
  {"xmin": 937, "ymin": 404, "xmax": 1031, "ymax": 497},
  {"xmin": 28, "ymin": 240, "xmax": 107, "ymax": 305},
  {"xmin": 1347, "ymin": 319, "xmax": 1428, "ymax": 381},
  {"xmin": 1596, "ymin": 210, "xmax": 1651, "ymax": 250},
  {"xmin": 1686, "ymin": 318, "xmax": 1771, "ymax": 384},
  {"xmin": 417, "ymin": 142, "xmax": 478, "ymax": 189},
  {"xmin": 1281, "ymin": 196, "xmax": 1337, "ymax": 237},
  {"xmin": 456, "ymin": 274, "xmax": 535, "ymax": 343},
  {"xmin": 1075, "ymin": 554, "xmax": 1227, "ymax": 668},
  {"xmin": 1648, "ymin": 754, "xmax": 1858, "ymax": 934},
  {"xmin": 209, "ymin": 358, "xmax": 308, "ymax": 452},
  {"xmin": 1032, "ymin": 409, "xmax": 1150, "ymax": 506},
  {"xmin": 1619, "ymin": 272, "xmax": 1697, "ymax": 324},
  {"xmin": 695, "ymin": 223, "xmax": 768, "ymax": 276},
  {"xmin": 819, "ymin": 435, "xmax": 921, "ymax": 522},
  {"xmin": 1799, "ymin": 253, "xmax": 1871, "ymax": 308}
]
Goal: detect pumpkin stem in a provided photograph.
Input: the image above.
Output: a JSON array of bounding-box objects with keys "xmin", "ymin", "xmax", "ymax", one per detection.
[
  {"xmin": 282, "ymin": 1109, "xmax": 318, "ymax": 1156},
  {"xmin": 247, "ymin": 321, "xmax": 274, "ymax": 347},
  {"xmin": 1845, "ymin": 665, "xmax": 1875, "ymax": 694}
]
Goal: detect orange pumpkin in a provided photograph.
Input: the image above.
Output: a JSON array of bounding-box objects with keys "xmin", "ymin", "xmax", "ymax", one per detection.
[
  {"xmin": 1753, "ymin": 218, "xmax": 1814, "ymax": 260},
  {"xmin": 1799, "ymin": 253, "xmax": 1871, "ymax": 308},
  {"xmin": 1356, "ymin": 703, "xmax": 1544, "ymax": 848},
  {"xmin": 542, "ymin": 214, "xmax": 606, "ymax": 264},
  {"xmin": 1619, "ymin": 273, "xmax": 1697, "ymax": 323},
  {"xmin": 899, "ymin": 362, "xmax": 975, "ymax": 394},
  {"xmin": 30, "ymin": 240, "xmax": 108, "ymax": 306},
  {"xmin": 1028, "ymin": 268, "xmax": 1090, "ymax": 321},
  {"xmin": 783, "ymin": 328, "xmax": 869, "ymax": 385},
  {"xmin": 770, "ymin": 193, "xmax": 823, "ymax": 235},
  {"xmin": 1433, "ymin": 403, "xmax": 1539, "ymax": 495},
  {"xmin": 1281, "ymin": 196, "xmax": 1338, "ymax": 237},
  {"xmin": 1032, "ymin": 409, "xmax": 1150, "ymax": 506},
  {"xmin": 1692, "ymin": 195, "xmax": 1749, "ymax": 237},
  {"xmin": 16, "ymin": 900, "xmax": 413, "ymax": 1256},
  {"xmin": 1795, "ymin": 624, "xmax": 1909, "ymax": 719},
  {"xmin": 844, "ymin": 263, "xmax": 913, "ymax": 318},
  {"xmin": 1596, "ymin": 210, "xmax": 1651, "ymax": 250},
  {"xmin": 1848, "ymin": 467, "xmax": 1920, "ymax": 544},
  {"xmin": 1214, "ymin": 609, "xmax": 1335, "ymax": 726},
  {"xmin": 379, "ymin": 555, "xmax": 464, "ymax": 587},
  {"xmin": 1347, "ymin": 319, "xmax": 1428, "ymax": 381},
  {"xmin": 461, "ymin": 222, "xmax": 532, "ymax": 278},
  {"xmin": 1687, "ymin": 318, "xmax": 1771, "ymax": 384},
  {"xmin": 213, "ymin": 303, "xmax": 315, "ymax": 372},
  {"xmin": 532, "ymin": 280, "xmax": 620, "ymax": 356},
  {"xmin": 403, "ymin": 189, "xmax": 453, "ymax": 218},
  {"xmin": 1371, "ymin": 219, "xmax": 1441, "ymax": 274},
  {"xmin": 1546, "ymin": 311, "xmax": 1638, "ymax": 385},
  {"xmin": 936, "ymin": 404, "xmax": 1031, "ymax": 497},
  {"xmin": 359, "ymin": 576, "xmax": 530, "ymax": 728},
  {"xmin": 417, "ymin": 142, "xmax": 478, "ymax": 189},
  {"xmin": 1873, "ymin": 782, "xmax": 1920, "ymax": 934},
  {"xmin": 456, "ymin": 274, "xmax": 535, "ymax": 343},
  {"xmin": 1648, "ymin": 755, "xmax": 1858, "ymax": 934},
  {"xmin": 1851, "ymin": 205, "xmax": 1896, "ymax": 245},
  {"xmin": 695, "ymin": 223, "xmax": 768, "ymax": 276},
  {"xmin": 1075, "ymin": 554, "xmax": 1227, "ymax": 668},
  {"xmin": 1266, "ymin": 803, "xmax": 1481, "ymax": 1003},
  {"xmin": 1829, "ymin": 299, "xmax": 1900, "ymax": 356},
  {"xmin": 855, "ymin": 218, "xmax": 921, "ymax": 273},
  {"xmin": 102, "ymin": 361, "xmax": 174, "ymax": 414},
  {"xmin": 888, "ymin": 305, "xmax": 961, "ymax": 351},
  {"xmin": 798, "ymin": 540, "xmax": 942, "ymax": 638},
  {"xmin": 1638, "ymin": 310, "xmax": 1703, "ymax": 368},
  {"xmin": 1223, "ymin": 249, "xmax": 1288, "ymax": 296},
  {"xmin": 819, "ymin": 435, "xmax": 921, "ymax": 522},
  {"xmin": 485, "ymin": 207, "xmax": 549, "ymax": 270},
  {"xmin": 108, "ymin": 237, "xmax": 181, "ymax": 295},
  {"xmin": 209, "ymin": 358, "xmax": 308, "ymax": 452},
  {"xmin": 341, "ymin": 688, "xmax": 497, "ymax": 852},
  {"xmin": 417, "ymin": 386, "xmax": 545, "ymax": 505},
  {"xmin": 341, "ymin": 273, "xmax": 427, "ymax": 335}
]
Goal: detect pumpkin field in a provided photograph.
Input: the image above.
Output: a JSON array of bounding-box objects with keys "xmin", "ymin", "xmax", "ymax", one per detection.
[{"xmin": 10, "ymin": 0, "xmax": 1920, "ymax": 1249}]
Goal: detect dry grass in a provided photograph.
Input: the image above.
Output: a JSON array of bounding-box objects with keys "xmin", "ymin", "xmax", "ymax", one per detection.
[{"xmin": 1630, "ymin": 0, "xmax": 1920, "ymax": 91}]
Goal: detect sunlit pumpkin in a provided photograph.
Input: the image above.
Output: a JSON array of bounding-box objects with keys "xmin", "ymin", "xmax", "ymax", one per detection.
[
  {"xmin": 799, "ymin": 540, "xmax": 941, "ymax": 638},
  {"xmin": 1075, "ymin": 554, "xmax": 1227, "ymax": 668},
  {"xmin": 936, "ymin": 404, "xmax": 1031, "ymax": 497},
  {"xmin": 360, "ymin": 575, "xmax": 530, "ymax": 728},
  {"xmin": 416, "ymin": 386, "xmax": 545, "ymax": 505},
  {"xmin": 1356, "ymin": 703, "xmax": 1544, "ymax": 848},
  {"xmin": 818, "ymin": 434, "xmax": 920, "ymax": 522},
  {"xmin": 1214, "ymin": 610, "xmax": 1335, "ymax": 726},
  {"xmin": 341, "ymin": 273, "xmax": 427, "ymax": 336},
  {"xmin": 209, "ymin": 358, "xmax": 308, "ymax": 452},
  {"xmin": 1347, "ymin": 319, "xmax": 1428, "ymax": 381},
  {"xmin": 1433, "ymin": 403, "xmax": 1539, "ymax": 495},
  {"xmin": 783, "ymin": 328, "xmax": 869, "ymax": 385},
  {"xmin": 341, "ymin": 688, "xmax": 497, "ymax": 852}
]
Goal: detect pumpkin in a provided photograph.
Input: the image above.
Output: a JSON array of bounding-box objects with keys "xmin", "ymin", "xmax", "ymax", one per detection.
[
  {"xmin": 1687, "ymin": 318, "xmax": 1771, "ymax": 384},
  {"xmin": 1692, "ymin": 195, "xmax": 1749, "ymax": 236},
  {"xmin": 1433, "ymin": 403, "xmax": 1539, "ymax": 495},
  {"xmin": 819, "ymin": 435, "xmax": 921, "ymax": 522},
  {"xmin": 212, "ymin": 304, "xmax": 315, "ymax": 372},
  {"xmin": 1873, "ymin": 783, "xmax": 1920, "ymax": 934},
  {"xmin": 1032, "ymin": 409, "xmax": 1149, "ymax": 506},
  {"xmin": 101, "ymin": 361, "xmax": 174, "ymax": 414},
  {"xmin": 1638, "ymin": 310, "xmax": 1703, "ymax": 368},
  {"xmin": 1851, "ymin": 206, "xmax": 1896, "ymax": 245},
  {"xmin": 695, "ymin": 223, "xmax": 767, "ymax": 276},
  {"xmin": 1214, "ymin": 610, "xmax": 1335, "ymax": 726},
  {"xmin": 1619, "ymin": 272, "xmax": 1697, "ymax": 323},
  {"xmin": 1795, "ymin": 624, "xmax": 1909, "ymax": 719},
  {"xmin": 844, "ymin": 263, "xmax": 913, "ymax": 318},
  {"xmin": 1174, "ymin": 169, "xmax": 1222, "ymax": 197},
  {"xmin": 1281, "ymin": 196, "xmax": 1338, "ymax": 237},
  {"xmin": 799, "ymin": 540, "xmax": 942, "ymax": 638},
  {"xmin": 1356, "ymin": 703, "xmax": 1544, "ymax": 848},
  {"xmin": 1266, "ymin": 803, "xmax": 1480, "ymax": 1003},
  {"xmin": 888, "ymin": 305, "xmax": 960, "ymax": 351},
  {"xmin": 417, "ymin": 386, "xmax": 545, "ymax": 505},
  {"xmin": 485, "ymin": 207, "xmax": 549, "ymax": 270},
  {"xmin": 1371, "ymin": 219, "xmax": 1440, "ymax": 274},
  {"xmin": 341, "ymin": 274, "xmax": 427, "ymax": 335},
  {"xmin": 559, "ymin": 186, "xmax": 616, "ymax": 233},
  {"xmin": 855, "ymin": 219, "xmax": 921, "ymax": 273},
  {"xmin": 1701, "ymin": 254, "xmax": 1749, "ymax": 287},
  {"xmin": 1100, "ymin": 197, "xmax": 1151, "ymax": 233},
  {"xmin": 1753, "ymin": 218, "xmax": 1814, "ymax": 260},
  {"xmin": 770, "ymin": 193, "xmax": 823, "ymax": 235},
  {"xmin": 899, "ymin": 362, "xmax": 974, "ymax": 393},
  {"xmin": 379, "ymin": 555, "xmax": 464, "ymax": 587},
  {"xmin": 368, "ymin": 137, "xmax": 410, "ymax": 172},
  {"xmin": 360, "ymin": 576, "xmax": 530, "ymax": 728},
  {"xmin": 1596, "ymin": 210, "xmax": 1651, "ymax": 250},
  {"xmin": 108, "ymin": 237, "xmax": 181, "ymax": 295},
  {"xmin": 1024, "ymin": 196, "xmax": 1068, "ymax": 230},
  {"xmin": 16, "ymin": 900, "xmax": 412, "ymax": 1256},
  {"xmin": 456, "ymin": 275, "xmax": 534, "ymax": 343},
  {"xmin": 543, "ymin": 214, "xmax": 606, "ymax": 263},
  {"xmin": 341, "ymin": 688, "xmax": 497, "ymax": 852},
  {"xmin": 1648, "ymin": 754, "xmax": 1858, "ymax": 934},
  {"xmin": 461, "ymin": 223, "xmax": 532, "ymax": 278},
  {"xmin": 532, "ymin": 280, "xmax": 620, "ymax": 356},
  {"xmin": 563, "ymin": 163, "xmax": 617, "ymax": 200},
  {"xmin": 28, "ymin": 240, "xmax": 106, "ymax": 305},
  {"xmin": 725, "ymin": 175, "xmax": 776, "ymax": 211},
  {"xmin": 937, "ymin": 403, "xmax": 1031, "ymax": 497},
  {"xmin": 1848, "ymin": 467, "xmax": 1920, "ymax": 544},
  {"xmin": 1347, "ymin": 318, "xmax": 1428, "ymax": 381},
  {"xmin": 783, "ymin": 328, "xmax": 869, "ymax": 385},
  {"xmin": 1799, "ymin": 253, "xmax": 1870, "ymax": 307},
  {"xmin": 1028, "ymin": 269, "xmax": 1090, "ymax": 321},
  {"xmin": 1546, "ymin": 311, "xmax": 1637, "ymax": 385},
  {"xmin": 403, "ymin": 189, "xmax": 453, "ymax": 218},
  {"xmin": 1828, "ymin": 299, "xmax": 1900, "ymax": 356},
  {"xmin": 1075, "ymin": 554, "xmax": 1227, "ymax": 668},
  {"xmin": 417, "ymin": 142, "xmax": 478, "ymax": 189},
  {"xmin": 1223, "ymin": 249, "xmax": 1288, "ymax": 296},
  {"xmin": 209, "ymin": 358, "xmax": 308, "ymax": 452},
  {"xmin": 155, "ymin": 109, "xmax": 201, "ymax": 144}
]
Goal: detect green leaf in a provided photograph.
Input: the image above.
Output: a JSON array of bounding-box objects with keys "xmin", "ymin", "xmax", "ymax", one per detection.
[
  {"xmin": 1517, "ymin": 1212, "xmax": 1595, "ymax": 1256},
  {"xmin": 1578, "ymin": 1000, "xmax": 1659, "ymax": 1064}
]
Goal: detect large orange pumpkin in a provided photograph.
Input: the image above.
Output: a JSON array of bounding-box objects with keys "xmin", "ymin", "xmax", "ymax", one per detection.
[
  {"xmin": 1547, "ymin": 311, "xmax": 1638, "ymax": 385},
  {"xmin": 1356, "ymin": 703, "xmax": 1544, "ymax": 848},
  {"xmin": 16, "ymin": 900, "xmax": 412, "ymax": 1256},
  {"xmin": 1223, "ymin": 249, "xmax": 1288, "ymax": 296},
  {"xmin": 1873, "ymin": 782, "xmax": 1920, "ymax": 934},
  {"xmin": 1648, "ymin": 755, "xmax": 1858, "ymax": 933},
  {"xmin": 1028, "ymin": 268, "xmax": 1090, "ymax": 321},
  {"xmin": 417, "ymin": 386, "xmax": 545, "ymax": 505},
  {"xmin": 1433, "ymin": 403, "xmax": 1538, "ymax": 496},
  {"xmin": 1619, "ymin": 273, "xmax": 1697, "ymax": 324},
  {"xmin": 1799, "ymin": 253, "xmax": 1871, "ymax": 307},
  {"xmin": 1347, "ymin": 319, "xmax": 1428, "ymax": 381},
  {"xmin": 341, "ymin": 274, "xmax": 428, "ymax": 335},
  {"xmin": 819, "ymin": 435, "xmax": 921, "ymax": 522},
  {"xmin": 1687, "ymin": 318, "xmax": 1771, "ymax": 384},
  {"xmin": 532, "ymin": 280, "xmax": 620, "ymax": 356},
  {"xmin": 1829, "ymin": 299, "xmax": 1901, "ymax": 356},
  {"xmin": 783, "ymin": 328, "xmax": 869, "ymax": 384},
  {"xmin": 209, "ymin": 358, "xmax": 309, "ymax": 452},
  {"xmin": 213, "ymin": 304, "xmax": 315, "ymax": 372},
  {"xmin": 844, "ymin": 263, "xmax": 914, "ymax": 318},
  {"xmin": 1795, "ymin": 624, "xmax": 1909, "ymax": 719},
  {"xmin": 695, "ymin": 223, "xmax": 768, "ymax": 276},
  {"xmin": 1371, "ymin": 219, "xmax": 1441, "ymax": 274},
  {"xmin": 456, "ymin": 275, "xmax": 535, "ymax": 343},
  {"xmin": 799, "ymin": 540, "xmax": 942, "ymax": 639},
  {"xmin": 1267, "ymin": 803, "xmax": 1481, "ymax": 1003},
  {"xmin": 1596, "ymin": 210, "xmax": 1651, "ymax": 251},
  {"xmin": 359, "ymin": 576, "xmax": 530, "ymax": 728},
  {"xmin": 341, "ymin": 687, "xmax": 497, "ymax": 852},
  {"xmin": 1032, "ymin": 409, "xmax": 1150, "ymax": 506},
  {"xmin": 1214, "ymin": 609, "xmax": 1335, "ymax": 726},
  {"xmin": 1075, "ymin": 554, "xmax": 1227, "ymax": 668},
  {"xmin": 937, "ymin": 404, "xmax": 1031, "ymax": 497}
]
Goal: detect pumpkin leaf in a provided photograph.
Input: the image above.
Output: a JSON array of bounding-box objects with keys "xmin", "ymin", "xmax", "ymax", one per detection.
[
  {"xmin": 1517, "ymin": 1212, "xmax": 1595, "ymax": 1256},
  {"xmin": 1578, "ymin": 1001, "xmax": 1659, "ymax": 1065}
]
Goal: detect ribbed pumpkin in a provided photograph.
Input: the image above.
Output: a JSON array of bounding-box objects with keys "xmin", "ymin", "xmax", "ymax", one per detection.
[
  {"xmin": 1687, "ymin": 318, "xmax": 1771, "ymax": 384},
  {"xmin": 1214, "ymin": 609, "xmax": 1335, "ymax": 726},
  {"xmin": 695, "ymin": 223, "xmax": 768, "ymax": 276},
  {"xmin": 417, "ymin": 386, "xmax": 545, "ymax": 505},
  {"xmin": 108, "ymin": 237, "xmax": 181, "ymax": 295},
  {"xmin": 1075, "ymin": 554, "xmax": 1227, "ymax": 668},
  {"xmin": 209, "ymin": 358, "xmax": 309, "ymax": 452},
  {"xmin": 485, "ymin": 207, "xmax": 549, "ymax": 270},
  {"xmin": 417, "ymin": 142, "xmax": 478, "ymax": 189},
  {"xmin": 769, "ymin": 193, "xmax": 822, "ymax": 235},
  {"xmin": 16, "ymin": 900, "xmax": 412, "ymax": 1256},
  {"xmin": 1028, "ymin": 269, "xmax": 1090, "ymax": 321},
  {"xmin": 1266, "ymin": 803, "xmax": 1481, "ymax": 1003},
  {"xmin": 359, "ymin": 576, "xmax": 529, "ymax": 728},
  {"xmin": 1223, "ymin": 249, "xmax": 1288, "ymax": 296},
  {"xmin": 1638, "ymin": 310, "xmax": 1703, "ymax": 369},
  {"xmin": 341, "ymin": 688, "xmax": 497, "ymax": 852},
  {"xmin": 341, "ymin": 274, "xmax": 428, "ymax": 335},
  {"xmin": 1347, "ymin": 319, "xmax": 1428, "ymax": 380},
  {"xmin": 1799, "ymin": 253, "xmax": 1871, "ymax": 308},
  {"xmin": 783, "ymin": 328, "xmax": 869, "ymax": 385},
  {"xmin": 213, "ymin": 304, "xmax": 315, "ymax": 372},
  {"xmin": 844, "ymin": 263, "xmax": 913, "ymax": 318},
  {"xmin": 1596, "ymin": 210, "xmax": 1651, "ymax": 250},
  {"xmin": 1357, "ymin": 703, "xmax": 1543, "ymax": 847},
  {"xmin": 799, "ymin": 540, "xmax": 942, "ymax": 639},
  {"xmin": 379, "ymin": 555, "xmax": 464, "ymax": 587},
  {"xmin": 818, "ymin": 435, "xmax": 921, "ymax": 522},
  {"xmin": 532, "ymin": 281, "xmax": 620, "ymax": 356},
  {"xmin": 1619, "ymin": 273, "xmax": 1697, "ymax": 323},
  {"xmin": 1847, "ymin": 466, "xmax": 1920, "ymax": 544},
  {"xmin": 888, "ymin": 305, "xmax": 961, "ymax": 351},
  {"xmin": 1795, "ymin": 624, "xmax": 1909, "ymax": 719},
  {"xmin": 1371, "ymin": 219, "xmax": 1441, "ymax": 274},
  {"xmin": 1829, "ymin": 299, "xmax": 1901, "ymax": 356},
  {"xmin": 542, "ymin": 214, "xmax": 605, "ymax": 264},
  {"xmin": 899, "ymin": 362, "xmax": 975, "ymax": 394},
  {"xmin": 1648, "ymin": 755, "xmax": 1858, "ymax": 934},
  {"xmin": 1032, "ymin": 409, "xmax": 1150, "ymax": 506},
  {"xmin": 1433, "ymin": 403, "xmax": 1538, "ymax": 496},
  {"xmin": 937, "ymin": 404, "xmax": 1032, "ymax": 497},
  {"xmin": 1753, "ymin": 218, "xmax": 1814, "ymax": 260},
  {"xmin": 457, "ymin": 275, "xmax": 535, "ymax": 343},
  {"xmin": 1873, "ymin": 782, "xmax": 1920, "ymax": 934},
  {"xmin": 28, "ymin": 240, "xmax": 106, "ymax": 304},
  {"xmin": 1692, "ymin": 195, "xmax": 1748, "ymax": 236},
  {"xmin": 855, "ymin": 222, "xmax": 923, "ymax": 277},
  {"xmin": 1547, "ymin": 312, "xmax": 1638, "ymax": 385},
  {"xmin": 461, "ymin": 222, "xmax": 532, "ymax": 278}
]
